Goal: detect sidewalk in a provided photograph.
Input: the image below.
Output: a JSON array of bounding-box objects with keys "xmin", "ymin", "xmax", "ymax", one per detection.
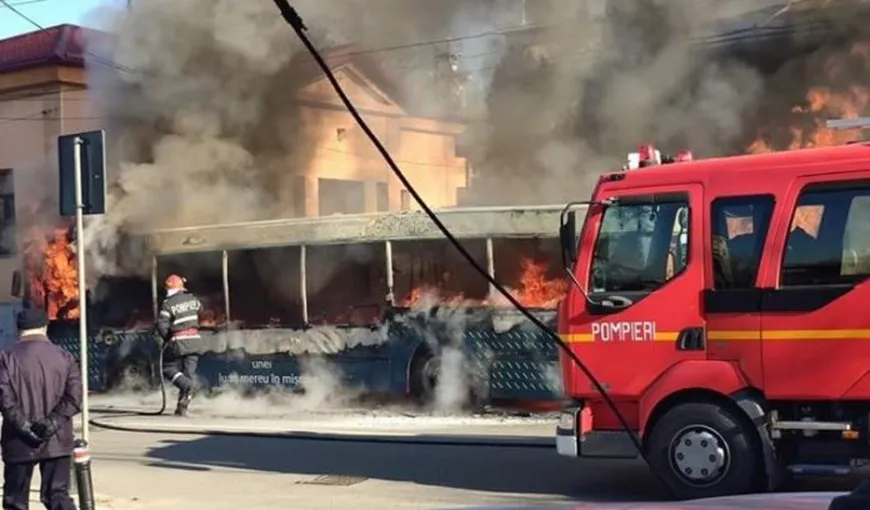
[
  {"xmin": 27, "ymin": 484, "xmax": 125, "ymax": 509},
  {"xmin": 89, "ymin": 412, "xmax": 556, "ymax": 447}
]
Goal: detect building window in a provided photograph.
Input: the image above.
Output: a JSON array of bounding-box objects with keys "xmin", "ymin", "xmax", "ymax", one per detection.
[
  {"xmin": 0, "ymin": 170, "xmax": 14, "ymax": 257},
  {"xmin": 781, "ymin": 183, "xmax": 870, "ymax": 287},
  {"xmin": 376, "ymin": 182, "xmax": 389, "ymax": 212},
  {"xmin": 400, "ymin": 190, "xmax": 411, "ymax": 211},
  {"xmin": 318, "ymin": 178, "xmax": 365, "ymax": 216}
]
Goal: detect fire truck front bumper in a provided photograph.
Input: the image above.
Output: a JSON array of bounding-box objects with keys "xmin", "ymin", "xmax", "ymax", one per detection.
[{"xmin": 556, "ymin": 406, "xmax": 639, "ymax": 459}]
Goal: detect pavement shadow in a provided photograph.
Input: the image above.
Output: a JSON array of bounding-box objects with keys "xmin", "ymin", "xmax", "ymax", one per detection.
[{"xmin": 144, "ymin": 434, "xmax": 669, "ymax": 502}]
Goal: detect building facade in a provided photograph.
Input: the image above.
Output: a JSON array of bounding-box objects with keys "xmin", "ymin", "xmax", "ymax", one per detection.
[{"xmin": 0, "ymin": 25, "xmax": 468, "ymax": 303}]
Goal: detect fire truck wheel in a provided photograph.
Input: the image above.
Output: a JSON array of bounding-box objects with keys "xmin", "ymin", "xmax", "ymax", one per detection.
[{"xmin": 647, "ymin": 402, "xmax": 760, "ymax": 500}]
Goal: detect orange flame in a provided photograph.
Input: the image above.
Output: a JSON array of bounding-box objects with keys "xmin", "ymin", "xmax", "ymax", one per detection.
[
  {"xmin": 511, "ymin": 258, "xmax": 568, "ymax": 308},
  {"xmin": 401, "ymin": 257, "xmax": 567, "ymax": 309},
  {"xmin": 747, "ymin": 85, "xmax": 870, "ymax": 154},
  {"xmin": 25, "ymin": 228, "xmax": 80, "ymax": 320}
]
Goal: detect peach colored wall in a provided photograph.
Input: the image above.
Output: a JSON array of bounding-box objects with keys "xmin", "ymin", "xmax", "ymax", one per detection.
[{"xmin": 0, "ymin": 67, "xmax": 93, "ymax": 303}]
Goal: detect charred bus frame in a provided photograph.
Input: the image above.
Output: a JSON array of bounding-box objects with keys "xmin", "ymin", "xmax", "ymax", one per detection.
[
  {"xmin": 143, "ymin": 204, "xmax": 574, "ymax": 322},
  {"xmin": 85, "ymin": 205, "xmax": 584, "ymax": 405}
]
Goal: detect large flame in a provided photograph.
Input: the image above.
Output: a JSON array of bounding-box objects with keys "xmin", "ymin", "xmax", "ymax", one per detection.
[
  {"xmin": 401, "ymin": 257, "xmax": 567, "ymax": 309},
  {"xmin": 24, "ymin": 228, "xmax": 80, "ymax": 320},
  {"xmin": 747, "ymin": 86, "xmax": 870, "ymax": 153}
]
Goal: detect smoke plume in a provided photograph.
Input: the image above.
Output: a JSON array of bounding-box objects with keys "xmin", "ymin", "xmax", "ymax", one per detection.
[
  {"xmin": 462, "ymin": 0, "xmax": 770, "ymax": 205},
  {"xmin": 79, "ymin": 0, "xmax": 520, "ymax": 275},
  {"xmin": 96, "ymin": 351, "xmax": 361, "ymax": 416}
]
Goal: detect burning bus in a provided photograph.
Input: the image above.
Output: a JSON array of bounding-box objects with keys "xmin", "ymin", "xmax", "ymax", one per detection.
[{"xmin": 28, "ymin": 205, "xmax": 577, "ymax": 407}]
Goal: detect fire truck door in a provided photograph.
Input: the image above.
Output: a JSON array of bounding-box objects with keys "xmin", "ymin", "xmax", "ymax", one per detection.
[
  {"xmin": 703, "ymin": 195, "xmax": 775, "ymax": 388},
  {"xmin": 569, "ymin": 183, "xmax": 705, "ymax": 400},
  {"xmin": 760, "ymin": 177, "xmax": 870, "ymax": 399}
]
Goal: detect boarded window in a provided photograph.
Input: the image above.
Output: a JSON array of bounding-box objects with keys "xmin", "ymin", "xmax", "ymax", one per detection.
[
  {"xmin": 0, "ymin": 170, "xmax": 15, "ymax": 256},
  {"xmin": 376, "ymin": 182, "xmax": 389, "ymax": 212},
  {"xmin": 318, "ymin": 178, "xmax": 365, "ymax": 216}
]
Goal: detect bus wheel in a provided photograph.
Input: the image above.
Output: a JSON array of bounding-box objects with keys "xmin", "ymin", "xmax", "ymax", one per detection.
[
  {"xmin": 409, "ymin": 351, "xmax": 440, "ymax": 403},
  {"xmin": 646, "ymin": 402, "xmax": 760, "ymax": 500},
  {"xmin": 107, "ymin": 360, "xmax": 152, "ymax": 392}
]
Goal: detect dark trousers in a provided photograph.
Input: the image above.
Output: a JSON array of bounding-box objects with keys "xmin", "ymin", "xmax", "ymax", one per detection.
[
  {"xmin": 3, "ymin": 456, "xmax": 75, "ymax": 510},
  {"xmin": 163, "ymin": 354, "xmax": 199, "ymax": 393}
]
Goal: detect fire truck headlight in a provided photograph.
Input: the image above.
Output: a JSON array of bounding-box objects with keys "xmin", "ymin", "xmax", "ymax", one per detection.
[{"xmin": 559, "ymin": 411, "xmax": 575, "ymax": 430}]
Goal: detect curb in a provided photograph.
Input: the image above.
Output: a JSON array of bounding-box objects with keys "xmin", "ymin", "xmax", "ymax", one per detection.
[{"xmin": 89, "ymin": 416, "xmax": 554, "ymax": 448}]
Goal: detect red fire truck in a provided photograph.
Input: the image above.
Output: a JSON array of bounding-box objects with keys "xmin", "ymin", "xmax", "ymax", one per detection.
[{"xmin": 554, "ymin": 135, "xmax": 870, "ymax": 499}]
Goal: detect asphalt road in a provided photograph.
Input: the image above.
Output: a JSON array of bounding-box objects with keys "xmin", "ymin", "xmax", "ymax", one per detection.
[
  {"xmin": 70, "ymin": 412, "xmax": 667, "ymax": 509},
  {"xmin": 7, "ymin": 408, "xmax": 853, "ymax": 509}
]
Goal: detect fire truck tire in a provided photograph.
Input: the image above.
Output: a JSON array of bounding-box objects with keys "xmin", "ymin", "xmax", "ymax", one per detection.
[{"xmin": 647, "ymin": 402, "xmax": 761, "ymax": 500}]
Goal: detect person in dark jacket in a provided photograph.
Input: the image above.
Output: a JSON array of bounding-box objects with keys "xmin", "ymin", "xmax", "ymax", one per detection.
[
  {"xmin": 0, "ymin": 308, "xmax": 81, "ymax": 510},
  {"xmin": 157, "ymin": 274, "xmax": 203, "ymax": 416}
]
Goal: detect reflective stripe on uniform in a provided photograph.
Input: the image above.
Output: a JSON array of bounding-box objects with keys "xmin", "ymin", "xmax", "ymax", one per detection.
[{"xmin": 172, "ymin": 315, "xmax": 197, "ymax": 326}]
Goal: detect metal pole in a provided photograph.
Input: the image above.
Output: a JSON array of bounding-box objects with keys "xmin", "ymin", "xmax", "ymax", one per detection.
[
  {"xmin": 221, "ymin": 250, "xmax": 230, "ymax": 323},
  {"xmin": 73, "ymin": 137, "xmax": 89, "ymax": 444},
  {"xmin": 300, "ymin": 245, "xmax": 308, "ymax": 325},
  {"xmin": 385, "ymin": 241, "xmax": 395, "ymax": 306},
  {"xmin": 150, "ymin": 255, "xmax": 158, "ymax": 320},
  {"xmin": 485, "ymin": 237, "xmax": 495, "ymax": 296}
]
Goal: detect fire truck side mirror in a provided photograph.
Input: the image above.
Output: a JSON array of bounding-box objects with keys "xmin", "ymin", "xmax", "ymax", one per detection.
[
  {"xmin": 10, "ymin": 270, "xmax": 22, "ymax": 299},
  {"xmin": 559, "ymin": 210, "xmax": 578, "ymax": 268}
]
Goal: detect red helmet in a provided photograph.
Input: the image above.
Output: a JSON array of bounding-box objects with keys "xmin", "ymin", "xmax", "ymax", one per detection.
[{"xmin": 164, "ymin": 274, "xmax": 186, "ymax": 290}]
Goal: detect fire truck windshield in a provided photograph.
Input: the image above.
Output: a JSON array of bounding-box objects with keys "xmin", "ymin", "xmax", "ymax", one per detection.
[{"xmin": 590, "ymin": 200, "xmax": 689, "ymax": 293}]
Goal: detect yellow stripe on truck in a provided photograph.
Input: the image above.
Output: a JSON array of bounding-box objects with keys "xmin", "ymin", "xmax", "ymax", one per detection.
[
  {"xmin": 561, "ymin": 332, "xmax": 676, "ymax": 343},
  {"xmin": 710, "ymin": 329, "xmax": 870, "ymax": 341},
  {"xmin": 561, "ymin": 329, "xmax": 870, "ymax": 344}
]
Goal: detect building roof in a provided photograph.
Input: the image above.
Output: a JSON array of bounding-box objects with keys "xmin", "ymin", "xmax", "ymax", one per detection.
[
  {"xmin": 0, "ymin": 24, "xmax": 86, "ymax": 74},
  {"xmin": 290, "ymin": 43, "xmax": 407, "ymax": 110}
]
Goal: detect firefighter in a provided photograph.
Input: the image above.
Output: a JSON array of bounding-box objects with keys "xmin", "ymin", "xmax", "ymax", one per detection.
[
  {"xmin": 0, "ymin": 308, "xmax": 81, "ymax": 510},
  {"xmin": 157, "ymin": 274, "xmax": 203, "ymax": 416}
]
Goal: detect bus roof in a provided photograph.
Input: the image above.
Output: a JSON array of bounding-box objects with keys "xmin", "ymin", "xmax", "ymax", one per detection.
[
  {"xmin": 604, "ymin": 143, "xmax": 870, "ymax": 191},
  {"xmin": 142, "ymin": 204, "xmax": 579, "ymax": 255}
]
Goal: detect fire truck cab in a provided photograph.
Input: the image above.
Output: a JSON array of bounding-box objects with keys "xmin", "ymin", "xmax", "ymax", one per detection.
[{"xmin": 555, "ymin": 142, "xmax": 870, "ymax": 499}]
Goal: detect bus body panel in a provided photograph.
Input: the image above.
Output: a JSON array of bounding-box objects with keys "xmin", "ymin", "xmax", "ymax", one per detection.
[{"xmin": 47, "ymin": 309, "xmax": 561, "ymax": 404}]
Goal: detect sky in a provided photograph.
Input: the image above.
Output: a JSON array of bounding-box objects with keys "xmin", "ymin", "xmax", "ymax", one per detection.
[{"xmin": 0, "ymin": 0, "xmax": 122, "ymax": 40}]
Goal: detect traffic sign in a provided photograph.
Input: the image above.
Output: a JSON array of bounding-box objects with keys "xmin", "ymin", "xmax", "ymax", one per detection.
[{"xmin": 59, "ymin": 130, "xmax": 106, "ymax": 217}]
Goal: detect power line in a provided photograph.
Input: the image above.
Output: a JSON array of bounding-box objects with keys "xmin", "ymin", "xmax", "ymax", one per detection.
[
  {"xmin": 0, "ymin": 0, "xmax": 41, "ymax": 26},
  {"xmin": 0, "ymin": 0, "xmax": 59, "ymax": 8}
]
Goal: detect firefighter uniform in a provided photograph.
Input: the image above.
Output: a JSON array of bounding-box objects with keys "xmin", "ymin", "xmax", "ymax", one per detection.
[{"xmin": 157, "ymin": 274, "xmax": 203, "ymax": 416}]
